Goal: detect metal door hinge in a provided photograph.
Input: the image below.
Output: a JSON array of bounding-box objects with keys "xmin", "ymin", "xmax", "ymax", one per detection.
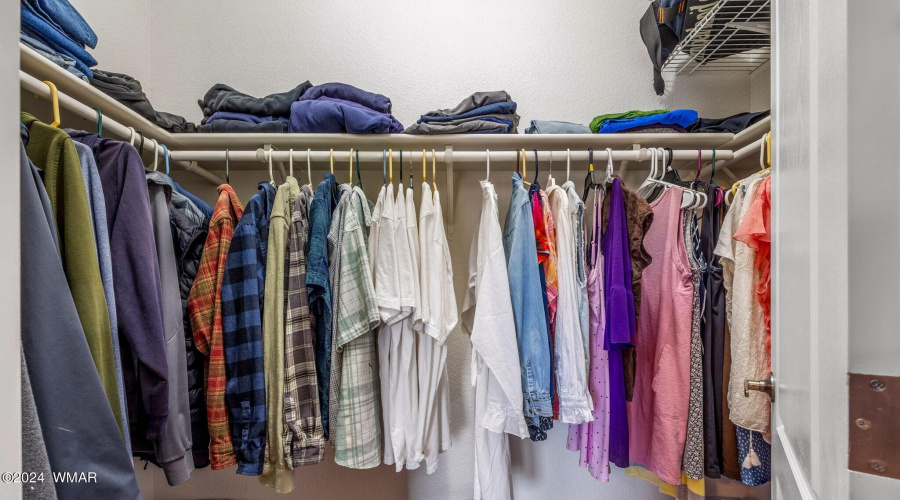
[{"xmin": 849, "ymin": 373, "xmax": 900, "ymax": 479}]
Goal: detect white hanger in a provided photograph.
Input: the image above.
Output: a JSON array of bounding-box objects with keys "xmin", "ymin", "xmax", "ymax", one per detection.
[
  {"xmin": 128, "ymin": 126, "xmax": 136, "ymax": 146},
  {"xmin": 288, "ymin": 148, "xmax": 294, "ymax": 178},
  {"xmin": 566, "ymin": 149, "xmax": 571, "ymax": 181},
  {"xmin": 152, "ymin": 141, "xmax": 160, "ymax": 171},
  {"xmin": 306, "ymin": 148, "xmax": 312, "ymax": 186},
  {"xmin": 547, "ymin": 152, "xmax": 555, "ymax": 187},
  {"xmin": 485, "ymin": 149, "xmax": 490, "ymax": 181},
  {"xmin": 267, "ymin": 149, "xmax": 275, "ymax": 186},
  {"xmin": 604, "ymin": 148, "xmax": 614, "ymax": 184}
]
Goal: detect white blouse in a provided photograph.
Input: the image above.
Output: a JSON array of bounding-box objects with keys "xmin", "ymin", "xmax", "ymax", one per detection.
[
  {"xmin": 463, "ymin": 180, "xmax": 528, "ymax": 500},
  {"xmin": 547, "ymin": 185, "xmax": 595, "ymax": 424}
]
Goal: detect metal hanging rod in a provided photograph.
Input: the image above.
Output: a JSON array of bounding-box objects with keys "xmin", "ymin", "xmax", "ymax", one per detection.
[
  {"xmin": 171, "ymin": 148, "xmax": 735, "ymax": 164},
  {"xmin": 20, "ymin": 70, "xmax": 224, "ymax": 185}
]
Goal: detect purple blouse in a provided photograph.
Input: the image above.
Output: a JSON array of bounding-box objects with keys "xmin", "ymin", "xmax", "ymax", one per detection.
[{"xmin": 602, "ymin": 178, "xmax": 635, "ymax": 468}]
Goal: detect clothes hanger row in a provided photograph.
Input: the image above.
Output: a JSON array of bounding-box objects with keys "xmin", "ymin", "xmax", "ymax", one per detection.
[{"xmin": 725, "ymin": 132, "xmax": 771, "ymax": 206}]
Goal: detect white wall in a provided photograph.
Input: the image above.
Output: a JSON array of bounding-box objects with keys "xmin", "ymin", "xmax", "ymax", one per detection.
[
  {"xmin": 66, "ymin": 1, "xmax": 771, "ymax": 499},
  {"xmin": 73, "ymin": 0, "xmax": 754, "ymax": 131}
]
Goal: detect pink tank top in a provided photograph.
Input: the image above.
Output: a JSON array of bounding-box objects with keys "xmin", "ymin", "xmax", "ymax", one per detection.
[{"xmin": 627, "ymin": 187, "xmax": 694, "ymax": 485}]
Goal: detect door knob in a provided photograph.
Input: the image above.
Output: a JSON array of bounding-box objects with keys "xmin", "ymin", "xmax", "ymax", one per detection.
[{"xmin": 744, "ymin": 372, "xmax": 775, "ymax": 403}]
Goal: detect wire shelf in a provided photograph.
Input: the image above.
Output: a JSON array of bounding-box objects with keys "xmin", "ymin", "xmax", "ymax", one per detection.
[{"xmin": 662, "ymin": 0, "xmax": 770, "ymax": 74}]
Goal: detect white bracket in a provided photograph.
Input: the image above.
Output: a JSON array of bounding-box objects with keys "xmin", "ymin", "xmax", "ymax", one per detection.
[
  {"xmin": 618, "ymin": 143, "xmax": 641, "ymax": 177},
  {"xmin": 445, "ymin": 145, "xmax": 455, "ymax": 237}
]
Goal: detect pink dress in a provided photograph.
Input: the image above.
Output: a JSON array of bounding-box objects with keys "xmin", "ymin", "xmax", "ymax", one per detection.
[
  {"xmin": 567, "ymin": 190, "xmax": 611, "ymax": 482},
  {"xmin": 627, "ymin": 187, "xmax": 694, "ymax": 485}
]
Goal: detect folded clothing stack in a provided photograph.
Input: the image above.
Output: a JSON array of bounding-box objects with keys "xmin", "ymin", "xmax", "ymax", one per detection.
[
  {"xmin": 687, "ymin": 110, "xmax": 770, "ymax": 133},
  {"xmin": 290, "ymin": 82, "xmax": 403, "ymax": 134},
  {"xmin": 91, "ymin": 69, "xmax": 197, "ymax": 133},
  {"xmin": 405, "ymin": 91, "xmax": 520, "ymax": 135},
  {"xmin": 591, "ymin": 109, "xmax": 698, "ymax": 134},
  {"xmin": 525, "ymin": 120, "xmax": 591, "ymax": 134},
  {"xmin": 21, "ymin": 0, "xmax": 97, "ymax": 80},
  {"xmin": 198, "ymin": 82, "xmax": 312, "ymax": 133}
]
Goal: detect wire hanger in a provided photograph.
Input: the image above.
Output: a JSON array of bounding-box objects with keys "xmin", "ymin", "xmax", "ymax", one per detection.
[
  {"xmin": 42, "ymin": 81, "xmax": 60, "ymax": 127},
  {"xmin": 225, "ymin": 149, "xmax": 231, "ymax": 184},
  {"xmin": 306, "ymin": 148, "xmax": 312, "ymax": 187},
  {"xmin": 288, "ymin": 148, "xmax": 294, "ymax": 178},
  {"xmin": 485, "ymin": 149, "xmax": 491, "ymax": 181}
]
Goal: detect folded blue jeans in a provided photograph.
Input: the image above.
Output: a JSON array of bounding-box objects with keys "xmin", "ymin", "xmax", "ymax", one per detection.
[
  {"xmin": 26, "ymin": 0, "xmax": 97, "ymax": 48},
  {"xmin": 21, "ymin": 6, "xmax": 96, "ymax": 75}
]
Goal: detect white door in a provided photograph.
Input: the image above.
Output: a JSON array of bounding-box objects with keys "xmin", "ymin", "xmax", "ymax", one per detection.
[{"xmin": 770, "ymin": 0, "xmax": 849, "ymax": 498}]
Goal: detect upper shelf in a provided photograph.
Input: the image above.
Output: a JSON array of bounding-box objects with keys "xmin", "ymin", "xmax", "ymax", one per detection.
[{"xmin": 20, "ymin": 42, "xmax": 767, "ymax": 158}]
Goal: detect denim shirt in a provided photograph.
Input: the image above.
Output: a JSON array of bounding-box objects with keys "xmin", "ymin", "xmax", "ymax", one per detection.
[
  {"xmin": 306, "ymin": 173, "xmax": 338, "ymax": 439},
  {"xmin": 221, "ymin": 181, "xmax": 276, "ymax": 475},
  {"xmin": 502, "ymin": 173, "xmax": 553, "ymax": 430}
]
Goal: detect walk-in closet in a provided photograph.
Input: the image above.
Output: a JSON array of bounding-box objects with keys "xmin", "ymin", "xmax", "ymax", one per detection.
[{"xmin": 4, "ymin": 1, "xmax": 899, "ymax": 499}]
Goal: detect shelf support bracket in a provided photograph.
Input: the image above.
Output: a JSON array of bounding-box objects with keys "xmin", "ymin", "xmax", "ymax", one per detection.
[
  {"xmin": 619, "ymin": 143, "xmax": 640, "ymax": 177},
  {"xmin": 445, "ymin": 145, "xmax": 455, "ymax": 237}
]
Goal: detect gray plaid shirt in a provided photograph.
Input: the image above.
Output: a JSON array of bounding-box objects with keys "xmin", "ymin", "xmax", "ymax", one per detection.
[{"xmin": 282, "ymin": 185, "xmax": 324, "ymax": 467}]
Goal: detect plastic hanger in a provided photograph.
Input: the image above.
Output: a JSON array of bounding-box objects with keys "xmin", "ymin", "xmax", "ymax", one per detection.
[
  {"xmin": 162, "ymin": 145, "xmax": 170, "ymax": 176},
  {"xmin": 288, "ymin": 148, "xmax": 294, "ymax": 178},
  {"xmin": 388, "ymin": 148, "xmax": 393, "ymax": 185},
  {"xmin": 422, "ymin": 149, "xmax": 427, "ymax": 185},
  {"xmin": 431, "ymin": 149, "xmax": 437, "ymax": 192},
  {"xmin": 382, "ymin": 150, "xmax": 387, "ymax": 186},
  {"xmin": 267, "ymin": 149, "xmax": 275, "ymax": 186},
  {"xmin": 581, "ymin": 148, "xmax": 598, "ymax": 202},
  {"xmin": 152, "ymin": 142, "xmax": 160, "ymax": 171},
  {"xmin": 408, "ymin": 150, "xmax": 413, "ymax": 189},
  {"xmin": 329, "ymin": 148, "xmax": 334, "ymax": 175},
  {"xmin": 42, "ymin": 81, "xmax": 60, "ymax": 127},
  {"xmin": 603, "ymin": 148, "xmax": 614, "ymax": 185},
  {"xmin": 547, "ymin": 151, "xmax": 555, "ymax": 187},
  {"xmin": 225, "ymin": 149, "xmax": 231, "ymax": 185},
  {"xmin": 532, "ymin": 149, "xmax": 540, "ymax": 186},
  {"xmin": 306, "ymin": 148, "xmax": 312, "ymax": 187},
  {"xmin": 128, "ymin": 126, "xmax": 137, "ymax": 147},
  {"xmin": 485, "ymin": 149, "xmax": 491, "ymax": 181},
  {"xmin": 522, "ymin": 149, "xmax": 530, "ymax": 186},
  {"xmin": 92, "ymin": 107, "xmax": 103, "ymax": 137},
  {"xmin": 356, "ymin": 149, "xmax": 363, "ymax": 189},
  {"xmin": 566, "ymin": 149, "xmax": 571, "ymax": 182},
  {"xmin": 349, "ymin": 148, "xmax": 354, "ymax": 185},
  {"xmin": 398, "ymin": 150, "xmax": 403, "ymax": 187}
]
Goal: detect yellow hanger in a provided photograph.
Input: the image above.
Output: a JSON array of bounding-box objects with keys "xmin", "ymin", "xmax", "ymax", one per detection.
[
  {"xmin": 521, "ymin": 148, "xmax": 530, "ymax": 186},
  {"xmin": 42, "ymin": 80, "xmax": 60, "ymax": 127},
  {"xmin": 329, "ymin": 148, "xmax": 334, "ymax": 174},
  {"xmin": 389, "ymin": 148, "xmax": 393, "ymax": 184},
  {"xmin": 431, "ymin": 148, "xmax": 437, "ymax": 192},
  {"xmin": 349, "ymin": 148, "xmax": 354, "ymax": 185},
  {"xmin": 422, "ymin": 149, "xmax": 427, "ymax": 184}
]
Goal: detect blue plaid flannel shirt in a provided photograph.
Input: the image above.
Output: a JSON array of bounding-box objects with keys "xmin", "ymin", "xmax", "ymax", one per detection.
[{"xmin": 221, "ymin": 182, "xmax": 276, "ymax": 476}]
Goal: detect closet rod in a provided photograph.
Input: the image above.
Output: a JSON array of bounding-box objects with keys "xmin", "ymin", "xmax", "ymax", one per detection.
[
  {"xmin": 20, "ymin": 71, "xmax": 223, "ymax": 186},
  {"xmin": 169, "ymin": 148, "xmax": 735, "ymax": 164}
]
